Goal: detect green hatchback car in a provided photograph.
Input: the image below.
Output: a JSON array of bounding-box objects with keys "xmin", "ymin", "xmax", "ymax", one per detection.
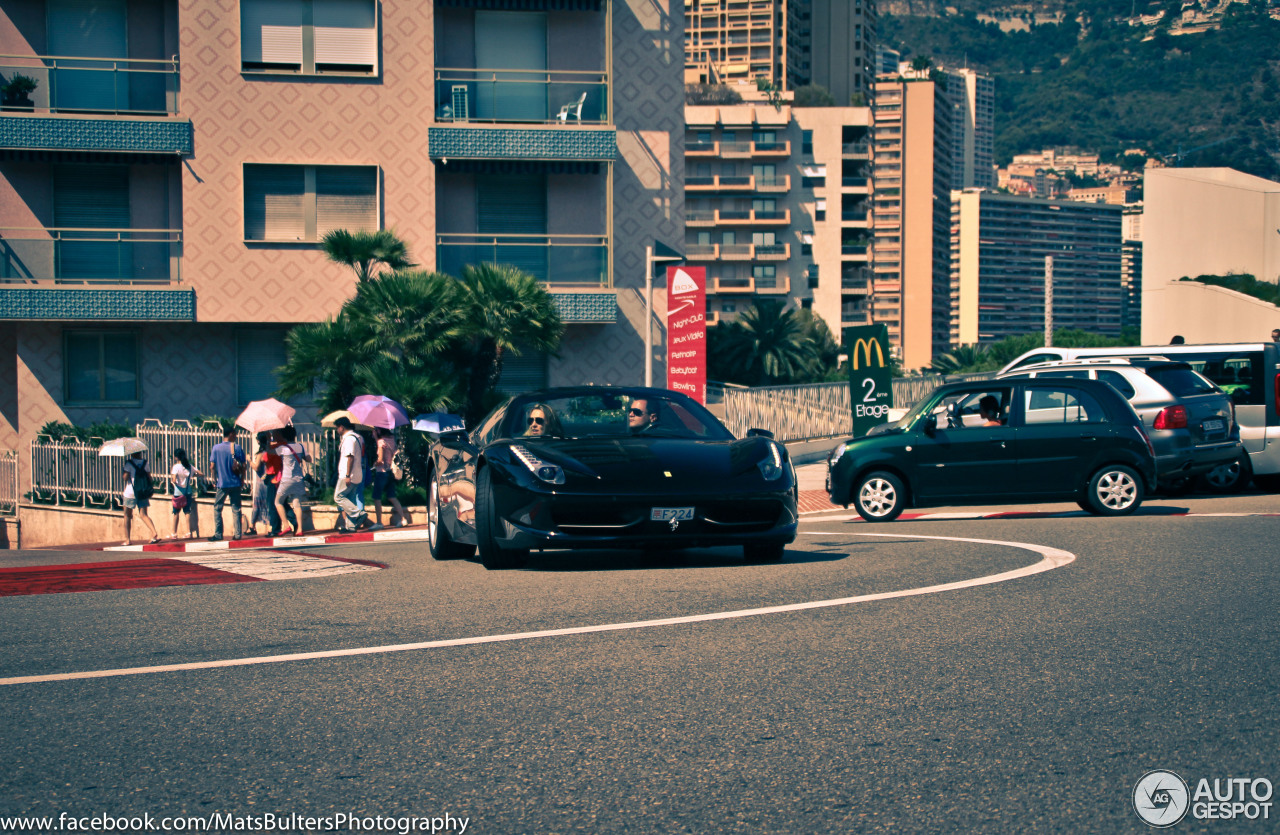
[{"xmin": 826, "ymin": 377, "xmax": 1158, "ymax": 521}]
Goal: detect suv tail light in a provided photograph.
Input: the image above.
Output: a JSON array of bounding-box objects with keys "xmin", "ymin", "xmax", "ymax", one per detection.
[{"xmin": 1153, "ymin": 405, "xmax": 1187, "ymax": 430}]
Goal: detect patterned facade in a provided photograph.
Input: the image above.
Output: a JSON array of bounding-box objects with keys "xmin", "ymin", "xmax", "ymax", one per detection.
[{"xmin": 0, "ymin": 1, "xmax": 683, "ymax": 488}]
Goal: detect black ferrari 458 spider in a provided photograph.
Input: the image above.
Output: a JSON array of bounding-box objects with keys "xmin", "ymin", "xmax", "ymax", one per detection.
[{"xmin": 422, "ymin": 386, "xmax": 798, "ymax": 569}]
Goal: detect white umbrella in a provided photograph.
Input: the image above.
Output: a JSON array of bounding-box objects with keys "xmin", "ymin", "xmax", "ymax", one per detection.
[
  {"xmin": 236, "ymin": 398, "xmax": 296, "ymax": 435},
  {"xmin": 97, "ymin": 437, "xmax": 148, "ymax": 457}
]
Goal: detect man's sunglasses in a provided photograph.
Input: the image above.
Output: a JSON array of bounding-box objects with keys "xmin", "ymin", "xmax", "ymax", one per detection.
[
  {"xmin": 527, "ymin": 416, "xmax": 545, "ymax": 426},
  {"xmin": 629, "ymin": 408, "xmax": 647, "ymax": 416}
]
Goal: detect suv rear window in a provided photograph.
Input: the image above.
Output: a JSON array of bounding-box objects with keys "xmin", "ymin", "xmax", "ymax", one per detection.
[{"xmin": 1147, "ymin": 367, "xmax": 1218, "ymax": 397}]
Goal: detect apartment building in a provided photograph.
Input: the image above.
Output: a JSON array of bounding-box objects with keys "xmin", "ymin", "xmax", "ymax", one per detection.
[
  {"xmin": 950, "ymin": 190, "xmax": 1125, "ymax": 345},
  {"xmin": 870, "ymin": 75, "xmax": 952, "ymax": 369},
  {"xmin": 684, "ymin": 0, "xmax": 876, "ymax": 106},
  {"xmin": 0, "ymin": 1, "xmax": 683, "ymax": 474},
  {"xmin": 683, "ymin": 102, "xmax": 872, "ymax": 334},
  {"xmin": 946, "ymin": 67, "xmax": 994, "ymax": 190}
]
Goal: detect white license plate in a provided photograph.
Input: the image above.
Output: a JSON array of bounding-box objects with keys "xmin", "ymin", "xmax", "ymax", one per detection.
[
  {"xmin": 1203, "ymin": 419, "xmax": 1225, "ymax": 432},
  {"xmin": 650, "ymin": 506, "xmax": 695, "ymax": 521}
]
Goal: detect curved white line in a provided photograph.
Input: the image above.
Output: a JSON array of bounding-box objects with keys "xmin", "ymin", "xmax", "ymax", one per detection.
[{"xmin": 0, "ymin": 533, "xmax": 1075, "ymax": 687}]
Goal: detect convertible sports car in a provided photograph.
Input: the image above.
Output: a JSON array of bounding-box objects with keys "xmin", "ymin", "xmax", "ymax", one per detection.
[{"xmin": 424, "ymin": 386, "xmax": 798, "ymax": 569}]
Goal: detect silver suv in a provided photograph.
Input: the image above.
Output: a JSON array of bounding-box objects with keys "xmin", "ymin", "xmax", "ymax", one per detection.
[{"xmin": 998, "ymin": 358, "xmax": 1242, "ymax": 493}]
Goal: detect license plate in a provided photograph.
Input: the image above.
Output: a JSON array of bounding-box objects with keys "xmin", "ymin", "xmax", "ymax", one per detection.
[
  {"xmin": 1203, "ymin": 419, "xmax": 1224, "ymax": 433},
  {"xmin": 650, "ymin": 506, "xmax": 695, "ymax": 521}
]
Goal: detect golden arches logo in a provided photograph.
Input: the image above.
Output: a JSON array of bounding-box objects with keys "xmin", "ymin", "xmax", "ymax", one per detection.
[{"xmin": 850, "ymin": 337, "xmax": 886, "ymax": 370}]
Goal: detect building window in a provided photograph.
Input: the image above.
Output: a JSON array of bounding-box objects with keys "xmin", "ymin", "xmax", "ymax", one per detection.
[
  {"xmin": 753, "ymin": 265, "xmax": 776, "ymax": 288},
  {"xmin": 815, "ymin": 199, "xmax": 826, "ymax": 221},
  {"xmin": 237, "ymin": 329, "xmax": 289, "ymax": 405},
  {"xmin": 722, "ymin": 302, "xmax": 736, "ymax": 313},
  {"xmin": 807, "ymin": 264, "xmax": 819, "ymax": 288},
  {"xmin": 802, "ymin": 130, "xmax": 813, "ymax": 154},
  {"xmin": 244, "ymin": 164, "xmax": 378, "ymax": 242},
  {"xmin": 65, "ymin": 331, "xmax": 139, "ymax": 404},
  {"xmin": 240, "ymin": 0, "xmax": 378, "ymax": 75}
]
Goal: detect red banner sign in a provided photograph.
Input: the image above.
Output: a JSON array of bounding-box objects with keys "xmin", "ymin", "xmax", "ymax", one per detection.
[{"xmin": 666, "ymin": 266, "xmax": 707, "ymax": 403}]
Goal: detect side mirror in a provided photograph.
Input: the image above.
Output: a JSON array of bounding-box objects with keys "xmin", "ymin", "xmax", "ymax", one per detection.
[
  {"xmin": 922, "ymin": 414, "xmax": 937, "ymax": 437},
  {"xmin": 746, "ymin": 428, "xmax": 775, "ymax": 439}
]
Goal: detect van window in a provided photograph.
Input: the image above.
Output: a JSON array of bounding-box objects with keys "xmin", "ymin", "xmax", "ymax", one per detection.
[
  {"xmin": 1096, "ymin": 369, "xmax": 1137, "ymax": 400},
  {"xmin": 1180, "ymin": 353, "xmax": 1263, "ymax": 405},
  {"xmin": 1010, "ymin": 352, "xmax": 1063, "ymax": 370}
]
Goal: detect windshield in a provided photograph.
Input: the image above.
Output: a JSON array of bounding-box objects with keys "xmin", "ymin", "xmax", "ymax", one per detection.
[
  {"xmin": 502, "ymin": 392, "xmax": 736, "ymax": 441},
  {"xmin": 1147, "ymin": 366, "xmax": 1219, "ymax": 397}
]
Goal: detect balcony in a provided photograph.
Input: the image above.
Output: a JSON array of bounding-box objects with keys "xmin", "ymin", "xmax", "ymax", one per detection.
[
  {"xmin": 683, "ymin": 243, "xmax": 789, "ymax": 261},
  {"xmin": 841, "ymin": 176, "xmax": 871, "ymax": 190},
  {"xmin": 686, "ymin": 175, "xmax": 790, "ymax": 193},
  {"xmin": 434, "ymin": 69, "xmax": 608, "ymax": 125},
  {"xmin": 436, "ymin": 234, "xmax": 609, "ymax": 287},
  {"xmin": 709, "ymin": 276, "xmax": 790, "ymax": 294},
  {"xmin": 842, "ymin": 140, "xmax": 872, "ymax": 158},
  {"xmin": 0, "ymin": 55, "xmax": 190, "ymax": 154},
  {"xmin": 692, "ymin": 208, "xmax": 790, "ymax": 225},
  {"xmin": 0, "ymin": 228, "xmax": 182, "ymax": 285},
  {"xmin": 841, "ymin": 311, "xmax": 872, "ymax": 326}
]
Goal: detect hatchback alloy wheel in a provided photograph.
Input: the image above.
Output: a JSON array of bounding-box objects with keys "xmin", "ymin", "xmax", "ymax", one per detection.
[
  {"xmin": 854, "ymin": 471, "xmax": 905, "ymax": 522},
  {"xmin": 1086, "ymin": 464, "xmax": 1144, "ymax": 516}
]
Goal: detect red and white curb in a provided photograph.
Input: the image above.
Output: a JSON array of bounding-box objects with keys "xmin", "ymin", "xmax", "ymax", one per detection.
[{"xmin": 101, "ymin": 527, "xmax": 432, "ymax": 553}]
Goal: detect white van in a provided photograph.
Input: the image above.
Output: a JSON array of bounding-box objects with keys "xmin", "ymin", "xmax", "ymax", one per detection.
[{"xmin": 1001, "ymin": 342, "xmax": 1280, "ymax": 489}]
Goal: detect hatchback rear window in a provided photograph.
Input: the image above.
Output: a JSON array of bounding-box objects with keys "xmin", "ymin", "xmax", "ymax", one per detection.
[{"xmin": 1146, "ymin": 367, "xmax": 1218, "ymax": 397}]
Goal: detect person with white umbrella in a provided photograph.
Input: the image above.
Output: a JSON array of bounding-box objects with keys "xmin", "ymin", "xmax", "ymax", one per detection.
[{"xmin": 114, "ymin": 442, "xmax": 159, "ymax": 546}]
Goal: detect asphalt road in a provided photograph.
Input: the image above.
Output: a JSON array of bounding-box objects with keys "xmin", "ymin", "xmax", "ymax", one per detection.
[{"xmin": 0, "ymin": 500, "xmax": 1277, "ymax": 833}]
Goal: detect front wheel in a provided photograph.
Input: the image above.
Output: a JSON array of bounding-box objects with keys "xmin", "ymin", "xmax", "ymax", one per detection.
[
  {"xmin": 853, "ymin": 471, "xmax": 906, "ymax": 522},
  {"xmin": 1199, "ymin": 453, "xmax": 1252, "ymax": 494},
  {"xmin": 427, "ymin": 471, "xmax": 474, "ymax": 561},
  {"xmin": 1084, "ymin": 464, "xmax": 1143, "ymax": 516},
  {"xmin": 475, "ymin": 466, "xmax": 528, "ymax": 570}
]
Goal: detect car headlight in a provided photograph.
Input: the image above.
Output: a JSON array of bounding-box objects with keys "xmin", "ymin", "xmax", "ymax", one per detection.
[
  {"xmin": 829, "ymin": 442, "xmax": 848, "ymax": 467},
  {"xmin": 757, "ymin": 441, "xmax": 784, "ymax": 481},
  {"xmin": 510, "ymin": 445, "xmax": 565, "ymax": 485}
]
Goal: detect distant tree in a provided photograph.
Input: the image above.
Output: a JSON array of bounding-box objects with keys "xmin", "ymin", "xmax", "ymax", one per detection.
[
  {"xmin": 709, "ymin": 302, "xmax": 817, "ymax": 386},
  {"xmin": 685, "ymin": 84, "xmax": 742, "ymax": 105},
  {"xmin": 929, "ymin": 343, "xmax": 990, "ymax": 375},
  {"xmin": 793, "ymin": 84, "xmax": 836, "ymax": 107},
  {"xmin": 911, "ymin": 55, "xmax": 933, "ymax": 71}
]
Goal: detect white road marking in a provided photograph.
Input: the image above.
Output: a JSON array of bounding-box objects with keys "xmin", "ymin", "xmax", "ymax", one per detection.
[
  {"xmin": 169, "ymin": 551, "xmax": 380, "ymax": 581},
  {"xmin": 0, "ymin": 532, "xmax": 1074, "ymax": 687}
]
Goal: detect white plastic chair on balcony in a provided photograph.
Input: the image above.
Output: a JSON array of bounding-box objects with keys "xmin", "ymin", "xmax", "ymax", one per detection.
[{"xmin": 556, "ymin": 91, "xmax": 587, "ymax": 122}]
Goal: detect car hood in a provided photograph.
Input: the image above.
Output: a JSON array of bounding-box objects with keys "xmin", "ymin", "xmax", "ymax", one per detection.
[{"xmin": 509, "ymin": 436, "xmax": 784, "ymax": 488}]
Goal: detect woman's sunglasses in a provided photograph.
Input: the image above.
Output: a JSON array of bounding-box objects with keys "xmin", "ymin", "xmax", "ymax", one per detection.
[{"xmin": 527, "ymin": 416, "xmax": 546, "ymax": 426}]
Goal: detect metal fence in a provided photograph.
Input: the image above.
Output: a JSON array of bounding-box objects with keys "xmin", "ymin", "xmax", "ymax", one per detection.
[
  {"xmin": 722, "ymin": 373, "xmax": 997, "ymax": 441},
  {"xmin": 28, "ymin": 422, "xmax": 342, "ymax": 508},
  {"xmin": 0, "ymin": 449, "xmax": 17, "ymax": 516}
]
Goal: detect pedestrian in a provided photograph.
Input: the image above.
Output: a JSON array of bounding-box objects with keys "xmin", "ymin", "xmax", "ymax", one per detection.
[
  {"xmin": 1271, "ymin": 328, "xmax": 1279, "ymax": 342},
  {"xmin": 371, "ymin": 426, "xmax": 410, "ymax": 528},
  {"xmin": 1170, "ymin": 335, "xmax": 1185, "ymax": 344},
  {"xmin": 168, "ymin": 448, "xmax": 202, "ymax": 540},
  {"xmin": 272, "ymin": 425, "xmax": 308, "ymax": 536},
  {"xmin": 121, "ymin": 450, "xmax": 159, "ymax": 546},
  {"xmin": 333, "ymin": 417, "xmax": 380, "ymax": 532},
  {"xmin": 250, "ymin": 432, "xmax": 285, "ymax": 536},
  {"xmin": 208, "ymin": 427, "xmax": 246, "ymax": 542}
]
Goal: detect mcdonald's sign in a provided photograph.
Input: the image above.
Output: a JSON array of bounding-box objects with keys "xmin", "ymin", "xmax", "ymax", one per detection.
[
  {"xmin": 849, "ymin": 336, "xmax": 887, "ymax": 371},
  {"xmin": 844, "ymin": 324, "xmax": 894, "ymax": 437}
]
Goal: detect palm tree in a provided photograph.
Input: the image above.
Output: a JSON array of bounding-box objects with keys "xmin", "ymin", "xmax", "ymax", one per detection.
[
  {"xmin": 715, "ymin": 301, "xmax": 817, "ymax": 387},
  {"xmin": 929, "ymin": 343, "xmax": 991, "ymax": 375},
  {"xmin": 321, "ymin": 229, "xmax": 415, "ymax": 283},
  {"xmin": 457, "ymin": 263, "xmax": 565, "ymax": 424}
]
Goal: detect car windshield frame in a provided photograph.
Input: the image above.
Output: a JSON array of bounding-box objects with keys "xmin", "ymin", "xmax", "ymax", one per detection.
[{"xmin": 498, "ymin": 391, "xmax": 737, "ymax": 442}]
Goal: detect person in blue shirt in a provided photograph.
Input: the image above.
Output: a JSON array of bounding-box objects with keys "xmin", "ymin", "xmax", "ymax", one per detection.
[{"xmin": 208, "ymin": 427, "xmax": 247, "ymax": 541}]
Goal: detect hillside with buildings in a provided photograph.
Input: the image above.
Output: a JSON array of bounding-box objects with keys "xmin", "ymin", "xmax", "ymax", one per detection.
[{"xmin": 879, "ymin": 0, "xmax": 1280, "ymax": 179}]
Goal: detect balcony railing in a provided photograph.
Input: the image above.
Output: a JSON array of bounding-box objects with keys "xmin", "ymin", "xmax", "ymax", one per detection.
[
  {"xmin": 434, "ymin": 68, "xmax": 608, "ymax": 124},
  {"xmin": 683, "ymin": 243, "xmax": 788, "ymax": 261},
  {"xmin": 436, "ymin": 233, "xmax": 609, "ymax": 287},
  {"xmin": 842, "ymin": 140, "xmax": 871, "ymax": 157},
  {"xmin": 0, "ymin": 54, "xmax": 180, "ymax": 116},
  {"xmin": 686, "ymin": 174, "xmax": 790, "ymax": 192},
  {"xmin": 0, "ymin": 228, "xmax": 182, "ymax": 284},
  {"xmin": 842, "ymin": 177, "xmax": 871, "ymax": 189}
]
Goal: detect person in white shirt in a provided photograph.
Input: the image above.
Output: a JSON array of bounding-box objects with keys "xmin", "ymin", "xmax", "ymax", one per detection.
[
  {"xmin": 121, "ymin": 451, "xmax": 159, "ymax": 546},
  {"xmin": 168, "ymin": 448, "xmax": 203, "ymax": 540},
  {"xmin": 272, "ymin": 425, "xmax": 309, "ymax": 536},
  {"xmin": 333, "ymin": 417, "xmax": 378, "ymax": 532}
]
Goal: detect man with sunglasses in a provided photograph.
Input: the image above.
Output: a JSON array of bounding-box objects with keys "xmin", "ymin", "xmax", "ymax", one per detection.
[{"xmin": 628, "ymin": 398, "xmax": 660, "ymax": 434}]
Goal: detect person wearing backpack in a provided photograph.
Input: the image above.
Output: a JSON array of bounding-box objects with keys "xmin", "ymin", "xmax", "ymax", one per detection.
[
  {"xmin": 121, "ymin": 450, "xmax": 159, "ymax": 546},
  {"xmin": 208, "ymin": 427, "xmax": 247, "ymax": 542}
]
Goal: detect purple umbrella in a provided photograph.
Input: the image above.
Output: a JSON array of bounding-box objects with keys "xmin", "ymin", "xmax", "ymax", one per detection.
[{"xmin": 347, "ymin": 395, "xmax": 411, "ymax": 430}]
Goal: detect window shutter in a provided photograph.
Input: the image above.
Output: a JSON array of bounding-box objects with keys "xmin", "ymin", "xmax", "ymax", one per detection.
[
  {"xmin": 241, "ymin": 0, "xmax": 305, "ymax": 66},
  {"xmin": 477, "ymin": 175, "xmax": 546, "ymax": 234},
  {"xmin": 313, "ymin": 0, "xmax": 377, "ymax": 71},
  {"xmin": 236, "ymin": 330, "xmax": 288, "ymax": 405},
  {"xmin": 316, "ymin": 166, "xmax": 378, "ymax": 235},
  {"xmin": 496, "ymin": 348, "xmax": 548, "ymax": 395},
  {"xmin": 245, "ymin": 165, "xmax": 305, "ymax": 240},
  {"xmin": 54, "ymin": 165, "xmax": 130, "ymax": 280}
]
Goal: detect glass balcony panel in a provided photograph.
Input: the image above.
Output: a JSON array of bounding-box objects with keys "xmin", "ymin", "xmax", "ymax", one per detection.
[
  {"xmin": 0, "ymin": 56, "xmax": 179, "ymax": 116},
  {"xmin": 436, "ymin": 235, "xmax": 608, "ymax": 287},
  {"xmin": 435, "ymin": 70, "xmax": 608, "ymax": 124},
  {"xmin": 0, "ymin": 228, "xmax": 181, "ymax": 284}
]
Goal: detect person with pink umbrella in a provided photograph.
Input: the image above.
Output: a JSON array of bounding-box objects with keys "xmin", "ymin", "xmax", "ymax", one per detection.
[{"xmin": 347, "ymin": 396, "xmax": 413, "ymax": 528}]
